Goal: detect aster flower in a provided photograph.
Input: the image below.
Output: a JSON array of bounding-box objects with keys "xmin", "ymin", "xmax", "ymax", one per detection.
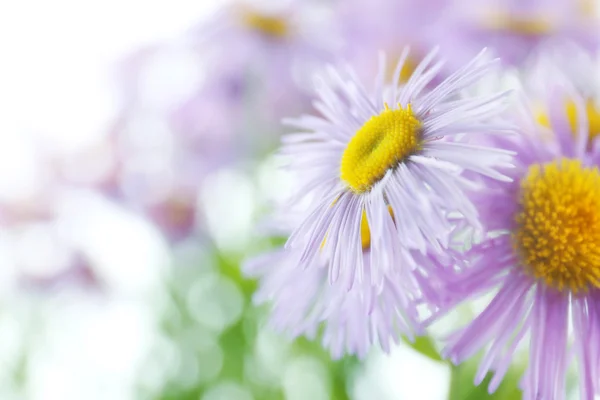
[
  {"xmin": 434, "ymin": 0, "xmax": 599, "ymax": 69},
  {"xmin": 282, "ymin": 47, "xmax": 514, "ymax": 292},
  {"xmin": 440, "ymin": 82, "xmax": 600, "ymax": 399}
]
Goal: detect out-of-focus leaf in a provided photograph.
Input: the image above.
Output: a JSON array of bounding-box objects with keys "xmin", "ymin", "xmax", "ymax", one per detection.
[
  {"xmin": 402, "ymin": 335, "xmax": 444, "ymax": 362},
  {"xmin": 448, "ymin": 360, "xmax": 522, "ymax": 400}
]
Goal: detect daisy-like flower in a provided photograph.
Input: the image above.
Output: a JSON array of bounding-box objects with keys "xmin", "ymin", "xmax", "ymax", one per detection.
[
  {"xmin": 282, "ymin": 47, "xmax": 514, "ymax": 292},
  {"xmin": 435, "ymin": 0, "xmax": 599, "ymax": 69},
  {"xmin": 244, "ymin": 218, "xmax": 456, "ymax": 358},
  {"xmin": 441, "ymin": 82, "xmax": 600, "ymax": 399}
]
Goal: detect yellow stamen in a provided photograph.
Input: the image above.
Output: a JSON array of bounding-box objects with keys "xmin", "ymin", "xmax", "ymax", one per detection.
[
  {"xmin": 513, "ymin": 159, "xmax": 600, "ymax": 293},
  {"xmin": 360, "ymin": 205, "xmax": 395, "ymax": 249},
  {"xmin": 537, "ymin": 99, "xmax": 600, "ymax": 147},
  {"xmin": 321, "ymin": 206, "xmax": 395, "ymax": 251},
  {"xmin": 340, "ymin": 103, "xmax": 421, "ymax": 194},
  {"xmin": 360, "ymin": 210, "xmax": 371, "ymax": 249},
  {"xmin": 242, "ymin": 11, "xmax": 288, "ymax": 37}
]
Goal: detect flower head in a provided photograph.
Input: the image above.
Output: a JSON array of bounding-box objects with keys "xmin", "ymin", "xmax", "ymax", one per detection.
[
  {"xmin": 282, "ymin": 48, "xmax": 513, "ymax": 291},
  {"xmin": 244, "ymin": 48, "xmax": 515, "ymax": 357},
  {"xmin": 440, "ymin": 78, "xmax": 600, "ymax": 399}
]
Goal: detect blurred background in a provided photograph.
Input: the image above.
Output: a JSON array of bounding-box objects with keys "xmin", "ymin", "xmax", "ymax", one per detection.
[{"xmin": 0, "ymin": 0, "xmax": 598, "ymax": 399}]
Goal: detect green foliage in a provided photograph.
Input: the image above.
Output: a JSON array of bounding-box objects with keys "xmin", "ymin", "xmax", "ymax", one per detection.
[
  {"xmin": 146, "ymin": 243, "xmax": 358, "ymax": 400},
  {"xmin": 402, "ymin": 335, "xmax": 444, "ymax": 362},
  {"xmin": 448, "ymin": 359, "xmax": 522, "ymax": 400}
]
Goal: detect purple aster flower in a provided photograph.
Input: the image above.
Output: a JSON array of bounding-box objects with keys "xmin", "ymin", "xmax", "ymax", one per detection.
[
  {"xmin": 440, "ymin": 81, "xmax": 600, "ymax": 399},
  {"xmin": 434, "ymin": 0, "xmax": 599, "ymax": 69},
  {"xmin": 281, "ymin": 48, "xmax": 514, "ymax": 292}
]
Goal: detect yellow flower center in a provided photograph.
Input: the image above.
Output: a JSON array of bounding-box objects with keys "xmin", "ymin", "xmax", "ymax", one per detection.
[
  {"xmin": 513, "ymin": 159, "xmax": 600, "ymax": 293},
  {"xmin": 537, "ymin": 99, "xmax": 600, "ymax": 147},
  {"xmin": 242, "ymin": 11, "xmax": 288, "ymax": 37},
  {"xmin": 340, "ymin": 103, "xmax": 422, "ymax": 194},
  {"xmin": 483, "ymin": 12, "xmax": 553, "ymax": 35}
]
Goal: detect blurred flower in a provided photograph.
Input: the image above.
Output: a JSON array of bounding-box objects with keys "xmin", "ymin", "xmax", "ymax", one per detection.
[
  {"xmin": 336, "ymin": 0, "xmax": 450, "ymax": 83},
  {"xmin": 441, "ymin": 82, "xmax": 600, "ymax": 399},
  {"xmin": 0, "ymin": 137, "xmax": 169, "ymax": 297},
  {"xmin": 191, "ymin": 0, "xmax": 341, "ymax": 120},
  {"xmin": 180, "ymin": 0, "xmax": 343, "ymax": 152},
  {"xmin": 524, "ymin": 43, "xmax": 600, "ymax": 157},
  {"xmin": 19, "ymin": 253, "xmax": 103, "ymax": 294},
  {"xmin": 280, "ymin": 48, "xmax": 513, "ymax": 292},
  {"xmin": 0, "ymin": 179, "xmax": 104, "ymax": 295},
  {"xmin": 105, "ymin": 0, "xmax": 342, "ymax": 244},
  {"xmin": 57, "ymin": 118, "xmax": 204, "ymax": 244},
  {"xmin": 435, "ymin": 0, "xmax": 599, "ymax": 69}
]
